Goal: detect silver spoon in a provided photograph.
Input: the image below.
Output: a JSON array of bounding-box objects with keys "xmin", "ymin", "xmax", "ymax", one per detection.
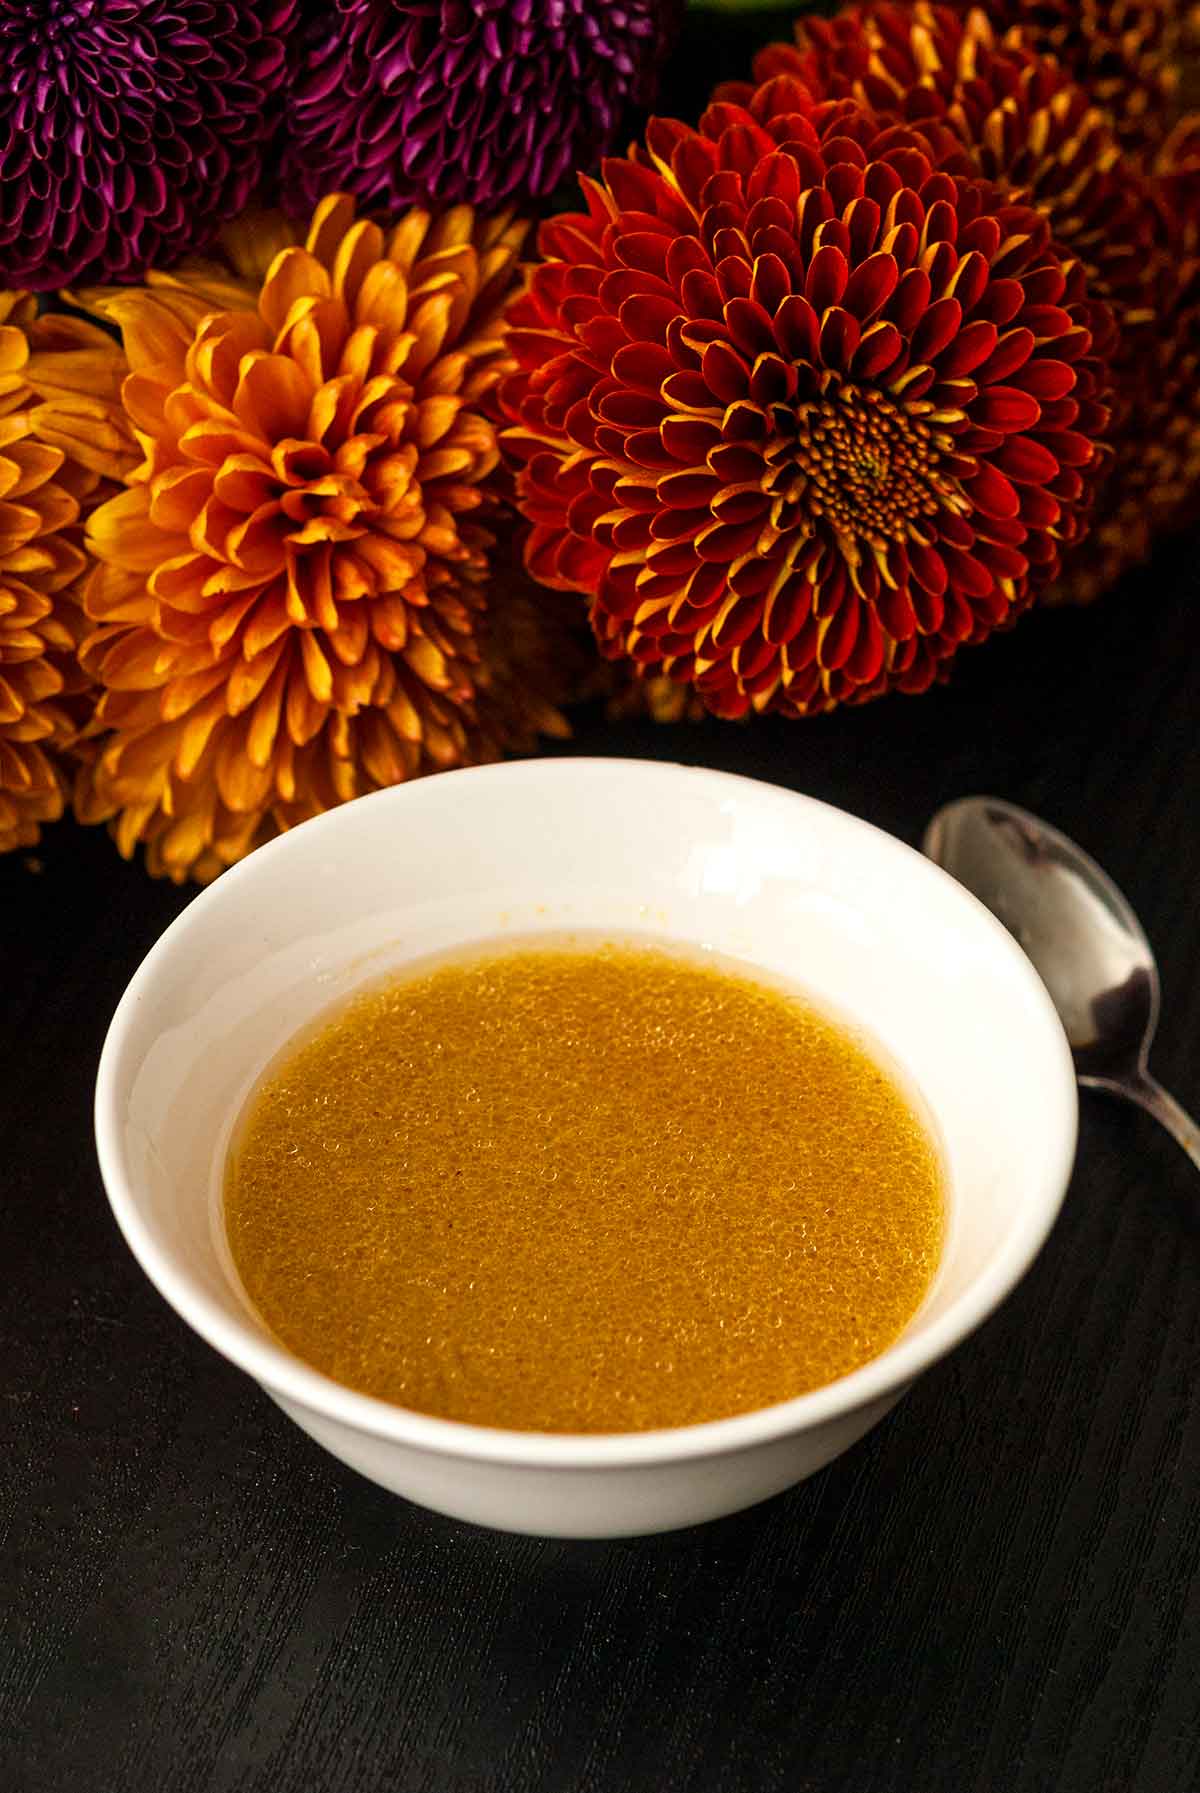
[{"xmin": 923, "ymin": 796, "xmax": 1200, "ymax": 1172}]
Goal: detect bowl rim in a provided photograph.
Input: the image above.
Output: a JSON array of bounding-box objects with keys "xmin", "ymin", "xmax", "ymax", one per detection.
[{"xmin": 95, "ymin": 757, "xmax": 1078, "ymax": 1468}]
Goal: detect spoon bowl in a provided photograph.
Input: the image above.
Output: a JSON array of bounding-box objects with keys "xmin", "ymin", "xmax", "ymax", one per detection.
[{"xmin": 924, "ymin": 797, "xmax": 1199, "ymax": 1171}]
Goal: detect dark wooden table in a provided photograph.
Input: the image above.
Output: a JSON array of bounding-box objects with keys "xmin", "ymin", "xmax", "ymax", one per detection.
[{"xmin": 4, "ymin": 529, "xmax": 1200, "ymax": 1793}]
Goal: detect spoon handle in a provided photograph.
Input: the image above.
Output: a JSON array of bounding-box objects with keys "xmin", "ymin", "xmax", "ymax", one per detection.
[{"xmin": 1082, "ymin": 1072, "xmax": 1200, "ymax": 1173}]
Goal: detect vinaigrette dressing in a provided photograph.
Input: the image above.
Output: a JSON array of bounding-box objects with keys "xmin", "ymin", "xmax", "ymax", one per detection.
[{"xmin": 225, "ymin": 938, "xmax": 945, "ymax": 1432}]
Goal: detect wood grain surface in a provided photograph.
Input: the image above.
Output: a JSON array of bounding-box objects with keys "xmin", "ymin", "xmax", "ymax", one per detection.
[{"xmin": 4, "ymin": 533, "xmax": 1199, "ymax": 1793}]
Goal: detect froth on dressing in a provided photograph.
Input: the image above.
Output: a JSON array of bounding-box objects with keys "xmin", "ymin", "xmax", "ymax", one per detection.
[{"xmin": 224, "ymin": 937, "xmax": 946, "ymax": 1433}]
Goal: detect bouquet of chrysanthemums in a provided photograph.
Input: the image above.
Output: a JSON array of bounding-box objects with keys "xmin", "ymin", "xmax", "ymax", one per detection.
[{"xmin": 2, "ymin": 1, "xmax": 1196, "ymax": 880}]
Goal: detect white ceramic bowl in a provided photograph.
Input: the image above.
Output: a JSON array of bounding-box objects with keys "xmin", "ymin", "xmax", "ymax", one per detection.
[{"xmin": 95, "ymin": 758, "xmax": 1077, "ymax": 1538}]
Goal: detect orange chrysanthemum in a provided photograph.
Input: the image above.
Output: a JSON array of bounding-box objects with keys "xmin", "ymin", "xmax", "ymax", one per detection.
[
  {"xmin": 500, "ymin": 80, "xmax": 1116, "ymax": 719},
  {"xmin": 1146, "ymin": 122, "xmax": 1200, "ymax": 534},
  {"xmin": 735, "ymin": 4, "xmax": 1167, "ymax": 601},
  {"xmin": 1059, "ymin": 117, "xmax": 1200, "ymax": 599},
  {"xmin": 71, "ymin": 195, "xmax": 573, "ymax": 883},
  {"xmin": 0, "ymin": 293, "xmax": 128, "ymax": 855},
  {"xmin": 945, "ymin": 0, "xmax": 1195, "ymax": 161}
]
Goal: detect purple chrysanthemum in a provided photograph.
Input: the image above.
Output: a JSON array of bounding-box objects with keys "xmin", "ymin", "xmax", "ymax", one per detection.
[
  {"xmin": 280, "ymin": 0, "xmax": 681, "ymax": 216},
  {"xmin": 0, "ymin": 1, "xmax": 297, "ymax": 291}
]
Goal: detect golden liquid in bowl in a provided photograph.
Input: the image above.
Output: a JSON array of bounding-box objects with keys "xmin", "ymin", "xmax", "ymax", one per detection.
[{"xmin": 224, "ymin": 938, "xmax": 946, "ymax": 1433}]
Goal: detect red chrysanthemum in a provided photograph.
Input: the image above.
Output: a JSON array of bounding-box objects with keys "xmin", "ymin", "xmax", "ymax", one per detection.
[
  {"xmin": 731, "ymin": 4, "xmax": 1163, "ymax": 601},
  {"xmin": 499, "ymin": 79, "xmax": 1115, "ymax": 718}
]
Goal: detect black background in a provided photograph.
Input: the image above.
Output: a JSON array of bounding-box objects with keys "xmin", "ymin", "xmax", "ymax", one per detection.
[{"xmin": 4, "ymin": 11, "xmax": 1200, "ymax": 1791}]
